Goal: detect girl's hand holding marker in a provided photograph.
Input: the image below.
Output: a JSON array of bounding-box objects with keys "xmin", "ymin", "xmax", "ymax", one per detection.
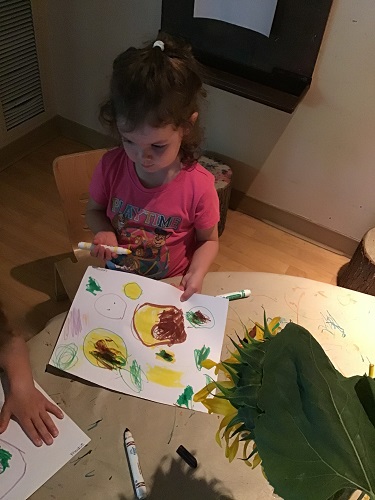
[{"xmin": 78, "ymin": 240, "xmax": 132, "ymax": 260}]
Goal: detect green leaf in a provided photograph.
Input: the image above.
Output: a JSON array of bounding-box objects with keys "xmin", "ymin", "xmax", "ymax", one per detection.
[{"xmin": 254, "ymin": 323, "xmax": 375, "ymax": 500}]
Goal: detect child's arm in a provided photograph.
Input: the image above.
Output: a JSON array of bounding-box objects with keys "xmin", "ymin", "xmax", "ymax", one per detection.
[
  {"xmin": 179, "ymin": 225, "xmax": 219, "ymax": 301},
  {"xmin": 86, "ymin": 197, "xmax": 120, "ymax": 260},
  {"xmin": 0, "ymin": 308, "xmax": 64, "ymax": 446}
]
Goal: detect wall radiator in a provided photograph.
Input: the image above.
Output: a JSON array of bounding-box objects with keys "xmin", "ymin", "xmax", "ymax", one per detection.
[{"xmin": 0, "ymin": 0, "xmax": 45, "ymax": 136}]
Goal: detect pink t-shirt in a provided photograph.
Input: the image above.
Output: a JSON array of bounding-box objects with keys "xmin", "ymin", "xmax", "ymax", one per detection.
[{"xmin": 89, "ymin": 147, "xmax": 219, "ymax": 279}]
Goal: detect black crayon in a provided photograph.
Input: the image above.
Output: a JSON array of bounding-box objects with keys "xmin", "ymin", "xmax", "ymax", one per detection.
[{"xmin": 176, "ymin": 445, "xmax": 198, "ymax": 468}]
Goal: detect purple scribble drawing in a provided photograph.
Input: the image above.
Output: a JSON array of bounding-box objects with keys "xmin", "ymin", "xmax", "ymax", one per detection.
[
  {"xmin": 0, "ymin": 438, "xmax": 27, "ymax": 499},
  {"xmin": 64, "ymin": 308, "xmax": 83, "ymax": 339}
]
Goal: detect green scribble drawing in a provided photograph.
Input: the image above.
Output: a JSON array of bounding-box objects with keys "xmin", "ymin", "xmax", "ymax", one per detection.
[
  {"xmin": 52, "ymin": 343, "xmax": 78, "ymax": 370},
  {"xmin": 129, "ymin": 360, "xmax": 143, "ymax": 392},
  {"xmin": 156, "ymin": 349, "xmax": 175, "ymax": 363},
  {"xmin": 194, "ymin": 345, "xmax": 211, "ymax": 371},
  {"xmin": 0, "ymin": 447, "xmax": 12, "ymax": 474},
  {"xmin": 186, "ymin": 309, "xmax": 211, "ymax": 328},
  {"xmin": 86, "ymin": 276, "xmax": 102, "ymax": 295},
  {"xmin": 176, "ymin": 385, "xmax": 194, "ymax": 408}
]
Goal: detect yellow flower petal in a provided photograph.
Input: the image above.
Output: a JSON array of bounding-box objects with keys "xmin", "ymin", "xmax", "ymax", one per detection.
[
  {"xmin": 215, "ymin": 411, "xmax": 238, "ymax": 447},
  {"xmin": 252, "ymin": 453, "xmax": 261, "ymax": 469},
  {"xmin": 242, "ymin": 439, "xmax": 252, "ymax": 460},
  {"xmin": 194, "ymin": 380, "xmax": 234, "ymax": 403},
  {"xmin": 201, "ymin": 396, "xmax": 236, "ymax": 416},
  {"xmin": 193, "ymin": 382, "xmax": 217, "ymax": 402},
  {"xmin": 225, "ymin": 433, "xmax": 240, "ymax": 463},
  {"xmin": 200, "ymin": 359, "xmax": 217, "ymax": 370},
  {"xmin": 223, "ymin": 355, "xmax": 239, "ymax": 364}
]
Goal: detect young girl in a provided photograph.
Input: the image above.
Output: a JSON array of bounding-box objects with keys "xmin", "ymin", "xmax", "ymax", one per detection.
[{"xmin": 86, "ymin": 33, "xmax": 220, "ymax": 301}]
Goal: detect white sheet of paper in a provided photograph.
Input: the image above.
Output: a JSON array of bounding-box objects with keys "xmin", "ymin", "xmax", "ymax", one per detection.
[
  {"xmin": 194, "ymin": 0, "xmax": 278, "ymax": 37},
  {"xmin": 0, "ymin": 381, "xmax": 90, "ymax": 500},
  {"xmin": 49, "ymin": 267, "xmax": 229, "ymax": 412}
]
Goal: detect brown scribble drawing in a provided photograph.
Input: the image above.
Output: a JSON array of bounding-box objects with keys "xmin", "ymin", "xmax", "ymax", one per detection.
[
  {"xmin": 186, "ymin": 306, "xmax": 215, "ymax": 329},
  {"xmin": 84, "ymin": 334, "xmax": 128, "ymax": 371},
  {"xmin": 132, "ymin": 303, "xmax": 187, "ymax": 347}
]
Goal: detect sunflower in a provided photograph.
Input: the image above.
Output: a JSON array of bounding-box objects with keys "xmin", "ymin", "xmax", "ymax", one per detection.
[{"xmin": 193, "ymin": 312, "xmax": 281, "ymax": 467}]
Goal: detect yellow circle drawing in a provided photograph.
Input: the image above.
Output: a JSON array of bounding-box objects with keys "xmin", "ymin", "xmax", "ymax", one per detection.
[
  {"xmin": 83, "ymin": 329, "xmax": 128, "ymax": 370},
  {"xmin": 123, "ymin": 282, "xmax": 143, "ymax": 300}
]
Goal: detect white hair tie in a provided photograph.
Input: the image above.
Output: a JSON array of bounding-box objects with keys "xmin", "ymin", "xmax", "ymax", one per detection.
[{"xmin": 152, "ymin": 40, "xmax": 165, "ymax": 51}]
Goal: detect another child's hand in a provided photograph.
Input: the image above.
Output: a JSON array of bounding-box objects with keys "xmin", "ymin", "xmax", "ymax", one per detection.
[
  {"xmin": 0, "ymin": 382, "xmax": 64, "ymax": 446},
  {"xmin": 179, "ymin": 270, "xmax": 205, "ymax": 302},
  {"xmin": 92, "ymin": 231, "xmax": 119, "ymax": 260}
]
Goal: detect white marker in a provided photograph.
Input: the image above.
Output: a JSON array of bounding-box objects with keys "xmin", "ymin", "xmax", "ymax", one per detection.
[
  {"xmin": 124, "ymin": 428, "xmax": 147, "ymax": 499},
  {"xmin": 78, "ymin": 241, "xmax": 131, "ymax": 255},
  {"xmin": 216, "ymin": 289, "xmax": 251, "ymax": 301}
]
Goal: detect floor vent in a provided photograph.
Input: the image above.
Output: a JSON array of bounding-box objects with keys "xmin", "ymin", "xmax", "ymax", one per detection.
[{"xmin": 0, "ymin": 0, "xmax": 45, "ymax": 131}]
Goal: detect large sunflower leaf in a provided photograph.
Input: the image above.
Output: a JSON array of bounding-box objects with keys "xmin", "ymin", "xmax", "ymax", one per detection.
[{"xmin": 254, "ymin": 323, "xmax": 375, "ymax": 500}]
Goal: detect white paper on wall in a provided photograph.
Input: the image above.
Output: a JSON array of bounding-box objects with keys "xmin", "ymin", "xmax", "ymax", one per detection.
[{"xmin": 194, "ymin": 0, "xmax": 278, "ymax": 37}]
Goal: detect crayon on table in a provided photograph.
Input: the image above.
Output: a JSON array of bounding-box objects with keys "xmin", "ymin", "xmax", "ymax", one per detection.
[
  {"xmin": 216, "ymin": 289, "xmax": 251, "ymax": 301},
  {"xmin": 78, "ymin": 241, "xmax": 132, "ymax": 255},
  {"xmin": 176, "ymin": 445, "xmax": 198, "ymax": 468},
  {"xmin": 124, "ymin": 428, "xmax": 147, "ymax": 500}
]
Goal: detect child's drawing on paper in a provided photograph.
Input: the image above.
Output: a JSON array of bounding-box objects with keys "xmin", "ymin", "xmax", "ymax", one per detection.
[
  {"xmin": 123, "ymin": 282, "xmax": 142, "ymax": 300},
  {"xmin": 94, "ymin": 294, "xmax": 127, "ymax": 319},
  {"xmin": 85, "ymin": 276, "xmax": 102, "ymax": 295},
  {"xmin": 64, "ymin": 308, "xmax": 83, "ymax": 339},
  {"xmin": 0, "ymin": 439, "xmax": 26, "ymax": 499},
  {"xmin": 0, "ymin": 384, "xmax": 90, "ymax": 500},
  {"xmin": 83, "ymin": 329, "xmax": 146, "ymax": 393},
  {"xmin": 49, "ymin": 267, "xmax": 229, "ymax": 412},
  {"xmin": 194, "ymin": 346, "xmax": 211, "ymax": 371},
  {"xmin": 51, "ymin": 343, "xmax": 79, "ymax": 371},
  {"xmin": 186, "ymin": 307, "xmax": 214, "ymax": 328},
  {"xmin": 132, "ymin": 303, "xmax": 186, "ymax": 347},
  {"xmin": 146, "ymin": 366, "xmax": 184, "ymax": 387},
  {"xmin": 0, "ymin": 444, "xmax": 12, "ymax": 474},
  {"xmin": 156, "ymin": 349, "xmax": 175, "ymax": 363},
  {"xmin": 84, "ymin": 330, "xmax": 128, "ymax": 370},
  {"xmin": 176, "ymin": 386, "xmax": 194, "ymax": 409}
]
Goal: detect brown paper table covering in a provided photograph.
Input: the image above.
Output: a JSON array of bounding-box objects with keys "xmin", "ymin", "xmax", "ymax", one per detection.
[{"xmin": 27, "ymin": 272, "xmax": 375, "ymax": 499}]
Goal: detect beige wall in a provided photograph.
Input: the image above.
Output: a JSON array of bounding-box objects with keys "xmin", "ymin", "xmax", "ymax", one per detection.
[
  {"xmin": 246, "ymin": 0, "xmax": 375, "ymax": 242},
  {"xmin": 44, "ymin": 0, "xmax": 375, "ymax": 242}
]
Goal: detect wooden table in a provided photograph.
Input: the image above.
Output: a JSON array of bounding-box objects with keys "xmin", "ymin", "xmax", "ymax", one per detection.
[{"xmin": 28, "ymin": 272, "xmax": 375, "ymax": 499}]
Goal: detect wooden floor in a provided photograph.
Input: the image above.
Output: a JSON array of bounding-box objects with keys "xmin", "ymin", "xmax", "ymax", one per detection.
[{"xmin": 0, "ymin": 136, "xmax": 349, "ymax": 340}]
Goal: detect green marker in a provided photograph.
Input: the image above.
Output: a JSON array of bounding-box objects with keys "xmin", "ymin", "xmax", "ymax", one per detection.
[{"xmin": 216, "ymin": 289, "xmax": 251, "ymax": 301}]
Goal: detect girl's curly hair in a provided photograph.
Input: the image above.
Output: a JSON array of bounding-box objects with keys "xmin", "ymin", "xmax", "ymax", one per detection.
[{"xmin": 100, "ymin": 32, "xmax": 206, "ymax": 166}]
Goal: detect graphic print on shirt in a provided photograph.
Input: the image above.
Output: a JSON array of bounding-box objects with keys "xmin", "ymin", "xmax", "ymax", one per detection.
[{"xmin": 107, "ymin": 203, "xmax": 178, "ymax": 279}]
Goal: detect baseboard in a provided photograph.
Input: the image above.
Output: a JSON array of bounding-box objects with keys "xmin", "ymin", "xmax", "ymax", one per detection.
[
  {"xmin": 0, "ymin": 117, "xmax": 60, "ymax": 172},
  {"xmin": 230, "ymin": 189, "xmax": 358, "ymax": 258},
  {"xmin": 55, "ymin": 115, "xmax": 117, "ymax": 150}
]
